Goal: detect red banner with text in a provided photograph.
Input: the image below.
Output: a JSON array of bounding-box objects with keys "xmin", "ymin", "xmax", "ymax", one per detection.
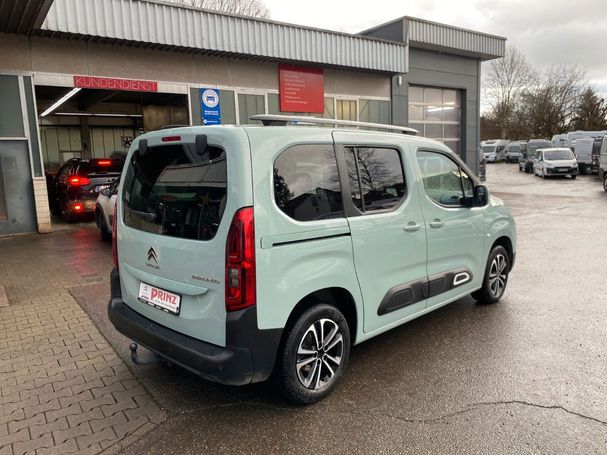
[{"xmin": 279, "ymin": 65, "xmax": 324, "ymax": 113}]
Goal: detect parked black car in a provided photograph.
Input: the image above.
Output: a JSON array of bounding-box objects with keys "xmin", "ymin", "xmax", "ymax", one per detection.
[
  {"xmin": 53, "ymin": 158, "xmax": 124, "ymax": 221},
  {"xmin": 519, "ymin": 139, "xmax": 552, "ymax": 173}
]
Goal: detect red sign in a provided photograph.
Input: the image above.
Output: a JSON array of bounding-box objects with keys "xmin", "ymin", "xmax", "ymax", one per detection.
[
  {"xmin": 74, "ymin": 75, "xmax": 158, "ymax": 92},
  {"xmin": 279, "ymin": 65, "xmax": 324, "ymax": 113}
]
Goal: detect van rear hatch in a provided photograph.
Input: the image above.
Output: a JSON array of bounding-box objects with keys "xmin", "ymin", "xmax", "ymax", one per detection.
[{"xmin": 117, "ymin": 129, "xmax": 252, "ymax": 347}]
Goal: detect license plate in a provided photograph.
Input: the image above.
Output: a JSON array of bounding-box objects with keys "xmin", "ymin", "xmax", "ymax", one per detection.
[
  {"xmin": 557, "ymin": 168, "xmax": 567, "ymax": 172},
  {"xmin": 138, "ymin": 282, "xmax": 181, "ymax": 315}
]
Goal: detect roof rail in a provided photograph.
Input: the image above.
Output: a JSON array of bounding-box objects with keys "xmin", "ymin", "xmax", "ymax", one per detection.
[{"xmin": 249, "ymin": 114, "xmax": 419, "ymax": 135}]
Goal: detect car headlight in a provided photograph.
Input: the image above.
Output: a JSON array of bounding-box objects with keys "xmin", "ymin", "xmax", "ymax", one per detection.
[{"xmin": 544, "ymin": 162, "xmax": 554, "ymax": 168}]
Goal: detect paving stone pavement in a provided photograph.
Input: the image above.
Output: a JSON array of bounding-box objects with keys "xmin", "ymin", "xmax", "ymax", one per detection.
[{"xmin": 0, "ymin": 229, "xmax": 166, "ymax": 455}]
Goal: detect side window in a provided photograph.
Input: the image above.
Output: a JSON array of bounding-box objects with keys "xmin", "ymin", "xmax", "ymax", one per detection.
[
  {"xmin": 344, "ymin": 147, "xmax": 406, "ymax": 213},
  {"xmin": 417, "ymin": 151, "xmax": 472, "ymax": 206},
  {"xmin": 273, "ymin": 144, "xmax": 343, "ymax": 222}
]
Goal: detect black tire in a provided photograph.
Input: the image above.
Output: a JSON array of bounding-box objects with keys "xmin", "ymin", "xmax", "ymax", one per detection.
[
  {"xmin": 571, "ymin": 174, "xmax": 577, "ymax": 180},
  {"xmin": 518, "ymin": 165, "xmax": 522, "ymax": 172},
  {"xmin": 580, "ymin": 164, "xmax": 587, "ymax": 175},
  {"xmin": 603, "ymin": 176, "xmax": 607, "ymax": 192},
  {"xmin": 472, "ymin": 245, "xmax": 510, "ymax": 304},
  {"xmin": 98, "ymin": 212, "xmax": 112, "ymax": 241},
  {"xmin": 277, "ymin": 304, "xmax": 351, "ymax": 404}
]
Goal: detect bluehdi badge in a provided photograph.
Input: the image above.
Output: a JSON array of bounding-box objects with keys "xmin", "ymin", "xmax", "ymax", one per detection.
[{"xmin": 200, "ymin": 88, "xmax": 221, "ymax": 125}]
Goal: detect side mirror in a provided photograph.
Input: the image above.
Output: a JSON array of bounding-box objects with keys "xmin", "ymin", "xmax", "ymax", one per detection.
[
  {"xmin": 100, "ymin": 188, "xmax": 111, "ymax": 197},
  {"xmin": 474, "ymin": 185, "xmax": 489, "ymax": 207}
]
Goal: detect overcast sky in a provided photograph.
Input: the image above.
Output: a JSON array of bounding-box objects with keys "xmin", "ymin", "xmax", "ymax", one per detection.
[{"xmin": 264, "ymin": 0, "xmax": 607, "ymax": 97}]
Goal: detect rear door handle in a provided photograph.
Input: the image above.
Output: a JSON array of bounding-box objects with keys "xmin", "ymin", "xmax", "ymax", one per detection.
[
  {"xmin": 429, "ymin": 219, "xmax": 444, "ymax": 229},
  {"xmin": 402, "ymin": 222, "xmax": 421, "ymax": 232}
]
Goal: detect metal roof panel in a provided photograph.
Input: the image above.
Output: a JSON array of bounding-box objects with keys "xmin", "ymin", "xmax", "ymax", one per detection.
[{"xmin": 40, "ymin": 0, "xmax": 408, "ymax": 73}]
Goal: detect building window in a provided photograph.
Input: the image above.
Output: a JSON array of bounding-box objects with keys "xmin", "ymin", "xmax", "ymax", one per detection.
[
  {"xmin": 336, "ymin": 99, "xmax": 357, "ymax": 121},
  {"xmin": 238, "ymin": 93, "xmax": 265, "ymax": 124},
  {"xmin": 220, "ymin": 90, "xmax": 237, "ymax": 125},
  {"xmin": 409, "ymin": 86, "xmax": 461, "ymax": 155},
  {"xmin": 0, "ymin": 75, "xmax": 25, "ymax": 138},
  {"xmin": 359, "ymin": 100, "xmax": 391, "ymax": 125}
]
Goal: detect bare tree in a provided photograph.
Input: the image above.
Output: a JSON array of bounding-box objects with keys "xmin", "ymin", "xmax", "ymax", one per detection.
[
  {"xmin": 166, "ymin": 0, "xmax": 270, "ymax": 18},
  {"xmin": 483, "ymin": 46, "xmax": 534, "ymax": 138},
  {"xmin": 520, "ymin": 65, "xmax": 587, "ymax": 138}
]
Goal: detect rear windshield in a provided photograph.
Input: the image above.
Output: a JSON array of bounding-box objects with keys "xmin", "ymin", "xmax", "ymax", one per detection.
[
  {"xmin": 122, "ymin": 143, "xmax": 227, "ymax": 241},
  {"xmin": 545, "ymin": 150, "xmax": 574, "ymax": 161},
  {"xmin": 78, "ymin": 161, "xmax": 123, "ymax": 174}
]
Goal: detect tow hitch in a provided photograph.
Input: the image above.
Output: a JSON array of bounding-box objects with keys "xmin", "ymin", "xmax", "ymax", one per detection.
[{"xmin": 129, "ymin": 342, "xmax": 162, "ymax": 366}]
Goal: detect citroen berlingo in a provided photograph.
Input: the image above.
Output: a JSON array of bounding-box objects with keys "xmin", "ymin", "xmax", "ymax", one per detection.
[{"xmin": 108, "ymin": 115, "xmax": 516, "ymax": 404}]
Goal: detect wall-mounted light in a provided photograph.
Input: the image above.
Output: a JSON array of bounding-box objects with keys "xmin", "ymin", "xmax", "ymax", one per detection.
[{"xmin": 39, "ymin": 88, "xmax": 82, "ymax": 117}]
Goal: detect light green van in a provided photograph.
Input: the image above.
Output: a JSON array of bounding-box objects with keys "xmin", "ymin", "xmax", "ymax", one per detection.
[{"xmin": 108, "ymin": 116, "xmax": 516, "ymax": 404}]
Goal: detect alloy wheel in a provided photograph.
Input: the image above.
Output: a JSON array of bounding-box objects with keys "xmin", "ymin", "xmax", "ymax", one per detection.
[
  {"xmin": 488, "ymin": 253, "xmax": 508, "ymax": 298},
  {"xmin": 296, "ymin": 318, "xmax": 344, "ymax": 390}
]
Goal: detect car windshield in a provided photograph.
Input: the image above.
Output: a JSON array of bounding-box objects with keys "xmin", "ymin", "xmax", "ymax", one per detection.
[
  {"xmin": 482, "ymin": 146, "xmax": 495, "ymax": 153},
  {"xmin": 545, "ymin": 150, "xmax": 574, "ymax": 161},
  {"xmin": 508, "ymin": 145, "xmax": 520, "ymax": 152}
]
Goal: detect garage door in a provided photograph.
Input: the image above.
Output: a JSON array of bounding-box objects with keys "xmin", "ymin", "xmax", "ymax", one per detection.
[{"xmin": 408, "ymin": 86, "xmax": 462, "ymax": 155}]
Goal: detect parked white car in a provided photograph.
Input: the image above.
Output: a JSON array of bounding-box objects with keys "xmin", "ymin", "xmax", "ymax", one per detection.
[
  {"xmin": 94, "ymin": 179, "xmax": 119, "ymax": 240},
  {"xmin": 533, "ymin": 148, "xmax": 578, "ymax": 179}
]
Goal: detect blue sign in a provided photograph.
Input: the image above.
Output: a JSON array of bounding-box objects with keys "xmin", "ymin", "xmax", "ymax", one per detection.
[{"xmin": 200, "ymin": 88, "xmax": 221, "ymax": 125}]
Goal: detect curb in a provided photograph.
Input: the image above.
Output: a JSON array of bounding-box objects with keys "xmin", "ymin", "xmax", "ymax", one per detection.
[{"xmin": 0, "ymin": 285, "xmax": 8, "ymax": 307}]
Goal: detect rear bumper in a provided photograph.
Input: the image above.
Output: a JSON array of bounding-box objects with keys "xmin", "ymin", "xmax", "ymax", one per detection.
[{"xmin": 107, "ymin": 268, "xmax": 282, "ymax": 386}]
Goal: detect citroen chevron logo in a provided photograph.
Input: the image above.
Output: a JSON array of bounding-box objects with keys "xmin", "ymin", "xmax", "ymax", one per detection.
[{"xmin": 147, "ymin": 247, "xmax": 158, "ymax": 264}]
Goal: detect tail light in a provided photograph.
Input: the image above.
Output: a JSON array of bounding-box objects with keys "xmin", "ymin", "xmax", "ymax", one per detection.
[
  {"xmin": 68, "ymin": 176, "xmax": 90, "ymax": 186},
  {"xmin": 225, "ymin": 207, "xmax": 256, "ymax": 312},
  {"xmin": 112, "ymin": 201, "xmax": 118, "ymax": 271},
  {"xmin": 72, "ymin": 202, "xmax": 84, "ymax": 212},
  {"xmin": 97, "ymin": 160, "xmax": 112, "ymax": 166}
]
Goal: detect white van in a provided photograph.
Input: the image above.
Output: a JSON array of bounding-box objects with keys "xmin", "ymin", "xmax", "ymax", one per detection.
[
  {"xmin": 481, "ymin": 139, "xmax": 509, "ymax": 163},
  {"xmin": 600, "ymin": 137, "xmax": 607, "ymax": 191},
  {"xmin": 573, "ymin": 138, "xmax": 597, "ymax": 174}
]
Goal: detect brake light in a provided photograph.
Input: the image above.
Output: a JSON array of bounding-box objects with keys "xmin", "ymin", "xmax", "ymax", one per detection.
[
  {"xmin": 68, "ymin": 176, "xmax": 90, "ymax": 186},
  {"xmin": 72, "ymin": 203, "xmax": 84, "ymax": 212},
  {"xmin": 225, "ymin": 207, "xmax": 256, "ymax": 312},
  {"xmin": 112, "ymin": 201, "xmax": 118, "ymax": 271},
  {"xmin": 97, "ymin": 160, "xmax": 112, "ymax": 166},
  {"xmin": 161, "ymin": 136, "xmax": 181, "ymax": 142}
]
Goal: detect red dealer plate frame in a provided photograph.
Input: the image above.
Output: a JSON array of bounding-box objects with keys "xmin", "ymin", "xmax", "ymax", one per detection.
[{"xmin": 138, "ymin": 282, "xmax": 181, "ymax": 315}]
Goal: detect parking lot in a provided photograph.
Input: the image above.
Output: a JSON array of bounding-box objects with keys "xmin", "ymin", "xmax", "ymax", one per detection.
[{"xmin": 1, "ymin": 162, "xmax": 607, "ymax": 454}]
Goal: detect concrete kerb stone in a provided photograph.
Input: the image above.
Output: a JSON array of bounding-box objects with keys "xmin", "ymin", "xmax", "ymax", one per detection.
[{"xmin": 0, "ymin": 286, "xmax": 8, "ymax": 308}]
